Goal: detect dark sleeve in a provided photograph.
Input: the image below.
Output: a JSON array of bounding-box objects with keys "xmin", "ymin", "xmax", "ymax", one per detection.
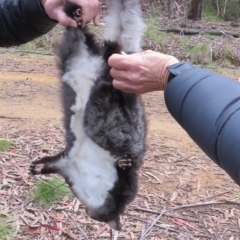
[
  {"xmin": 164, "ymin": 62, "xmax": 240, "ymax": 186},
  {"xmin": 0, "ymin": 0, "xmax": 57, "ymax": 47}
]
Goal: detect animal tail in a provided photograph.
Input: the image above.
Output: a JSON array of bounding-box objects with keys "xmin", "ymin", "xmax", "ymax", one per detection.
[{"xmin": 104, "ymin": 0, "xmax": 145, "ymax": 53}]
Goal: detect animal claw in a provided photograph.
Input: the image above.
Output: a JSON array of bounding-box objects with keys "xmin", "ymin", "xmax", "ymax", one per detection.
[
  {"xmin": 29, "ymin": 163, "xmax": 40, "ymax": 175},
  {"xmin": 73, "ymin": 8, "xmax": 83, "ymax": 27},
  {"xmin": 118, "ymin": 155, "xmax": 132, "ymax": 170}
]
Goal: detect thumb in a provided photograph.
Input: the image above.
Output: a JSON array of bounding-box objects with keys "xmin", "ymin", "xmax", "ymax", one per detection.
[{"xmin": 93, "ymin": 13, "xmax": 100, "ymax": 26}]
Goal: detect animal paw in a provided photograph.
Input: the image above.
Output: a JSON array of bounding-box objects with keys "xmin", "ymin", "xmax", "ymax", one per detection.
[
  {"xmin": 29, "ymin": 162, "xmax": 40, "ymax": 175},
  {"xmin": 73, "ymin": 8, "xmax": 83, "ymax": 27},
  {"xmin": 118, "ymin": 155, "xmax": 132, "ymax": 170}
]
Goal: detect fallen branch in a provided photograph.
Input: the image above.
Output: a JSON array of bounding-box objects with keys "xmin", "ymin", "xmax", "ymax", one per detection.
[
  {"xmin": 159, "ymin": 28, "xmax": 240, "ymax": 38},
  {"xmin": 0, "ymin": 49, "xmax": 53, "ymax": 56}
]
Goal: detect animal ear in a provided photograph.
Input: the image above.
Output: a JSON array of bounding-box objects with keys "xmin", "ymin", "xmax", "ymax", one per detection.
[{"xmin": 107, "ymin": 216, "xmax": 122, "ymax": 231}]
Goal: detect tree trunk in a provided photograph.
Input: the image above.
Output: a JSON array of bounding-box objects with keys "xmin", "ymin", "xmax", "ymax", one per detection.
[{"xmin": 187, "ymin": 0, "xmax": 204, "ymax": 20}]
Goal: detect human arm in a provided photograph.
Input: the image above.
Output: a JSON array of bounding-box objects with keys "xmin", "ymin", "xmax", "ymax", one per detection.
[
  {"xmin": 165, "ymin": 62, "xmax": 240, "ymax": 186},
  {"xmin": 0, "ymin": 0, "xmax": 57, "ymax": 47},
  {"xmin": 109, "ymin": 51, "xmax": 240, "ymax": 186},
  {"xmin": 0, "ymin": 0, "xmax": 100, "ymax": 47}
]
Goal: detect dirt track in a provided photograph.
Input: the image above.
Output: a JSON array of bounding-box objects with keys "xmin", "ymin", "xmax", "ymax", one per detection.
[{"xmin": 1, "ymin": 53, "xmax": 240, "ymax": 239}]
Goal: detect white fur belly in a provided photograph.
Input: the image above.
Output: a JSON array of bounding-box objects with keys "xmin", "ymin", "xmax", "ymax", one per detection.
[
  {"xmin": 57, "ymin": 38, "xmax": 119, "ymax": 209},
  {"xmin": 65, "ymin": 137, "xmax": 118, "ymax": 208}
]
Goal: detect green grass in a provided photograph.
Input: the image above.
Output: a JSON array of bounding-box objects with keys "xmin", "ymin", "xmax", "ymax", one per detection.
[
  {"xmin": 222, "ymin": 45, "xmax": 233, "ymax": 60},
  {"xmin": 148, "ymin": 6, "xmax": 159, "ymax": 22},
  {"xmin": 0, "ymin": 140, "xmax": 12, "ymax": 152},
  {"xmin": 144, "ymin": 22, "xmax": 167, "ymax": 51},
  {"xmin": 190, "ymin": 43, "xmax": 212, "ymax": 65},
  {"xmin": 203, "ymin": 5, "xmax": 224, "ymax": 22},
  {"xmin": 178, "ymin": 38, "xmax": 191, "ymax": 46},
  {"xmin": 0, "ymin": 217, "xmax": 15, "ymax": 240},
  {"xmin": 31, "ymin": 177, "xmax": 73, "ymax": 205},
  {"xmin": 203, "ymin": 34, "xmax": 219, "ymax": 40}
]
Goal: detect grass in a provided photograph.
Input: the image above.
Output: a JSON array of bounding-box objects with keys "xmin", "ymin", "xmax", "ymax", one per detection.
[
  {"xmin": 190, "ymin": 43, "xmax": 212, "ymax": 65},
  {"xmin": 0, "ymin": 140, "xmax": 12, "ymax": 152},
  {"xmin": 203, "ymin": 33, "xmax": 219, "ymax": 40},
  {"xmin": 178, "ymin": 38, "xmax": 191, "ymax": 46},
  {"xmin": 144, "ymin": 22, "xmax": 167, "ymax": 51},
  {"xmin": 148, "ymin": 6, "xmax": 159, "ymax": 22},
  {"xmin": 203, "ymin": 5, "xmax": 224, "ymax": 23},
  {"xmin": 222, "ymin": 45, "xmax": 233, "ymax": 60},
  {"xmin": 0, "ymin": 217, "xmax": 15, "ymax": 240},
  {"xmin": 31, "ymin": 177, "xmax": 73, "ymax": 205}
]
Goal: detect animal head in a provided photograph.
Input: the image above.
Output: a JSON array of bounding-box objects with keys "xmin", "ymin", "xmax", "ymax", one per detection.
[{"xmin": 86, "ymin": 206, "xmax": 122, "ymax": 231}]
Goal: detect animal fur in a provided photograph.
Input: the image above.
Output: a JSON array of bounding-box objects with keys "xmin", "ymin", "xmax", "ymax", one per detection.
[{"xmin": 30, "ymin": 0, "xmax": 146, "ymax": 230}]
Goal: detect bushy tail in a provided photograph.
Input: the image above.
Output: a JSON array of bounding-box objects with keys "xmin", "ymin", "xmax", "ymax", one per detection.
[{"xmin": 104, "ymin": 0, "xmax": 145, "ymax": 53}]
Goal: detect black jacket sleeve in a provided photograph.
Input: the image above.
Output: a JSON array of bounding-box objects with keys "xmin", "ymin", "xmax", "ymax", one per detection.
[
  {"xmin": 164, "ymin": 62, "xmax": 240, "ymax": 186},
  {"xmin": 0, "ymin": 0, "xmax": 57, "ymax": 47}
]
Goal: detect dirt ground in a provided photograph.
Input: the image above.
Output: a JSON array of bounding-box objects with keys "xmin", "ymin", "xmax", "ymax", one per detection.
[{"xmin": 1, "ymin": 53, "xmax": 240, "ymax": 239}]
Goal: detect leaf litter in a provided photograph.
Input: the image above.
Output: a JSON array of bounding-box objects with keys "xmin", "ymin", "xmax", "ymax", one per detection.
[{"xmin": 0, "ymin": 125, "xmax": 240, "ymax": 239}]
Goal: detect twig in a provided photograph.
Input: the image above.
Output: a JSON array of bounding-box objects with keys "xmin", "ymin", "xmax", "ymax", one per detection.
[
  {"xmin": 144, "ymin": 172, "xmax": 162, "ymax": 183},
  {"xmin": 0, "ymin": 152, "xmax": 27, "ymax": 158},
  {"xmin": 168, "ymin": 200, "xmax": 240, "ymax": 211},
  {"xmin": 142, "ymin": 211, "xmax": 165, "ymax": 240},
  {"xmin": 200, "ymin": 190, "xmax": 230, "ymax": 201},
  {"xmin": 140, "ymin": 224, "xmax": 145, "ymax": 240},
  {"xmin": 130, "ymin": 208, "xmax": 200, "ymax": 223},
  {"xmin": 69, "ymin": 214, "xmax": 89, "ymax": 240},
  {"xmin": 131, "ymin": 216, "xmax": 177, "ymax": 232}
]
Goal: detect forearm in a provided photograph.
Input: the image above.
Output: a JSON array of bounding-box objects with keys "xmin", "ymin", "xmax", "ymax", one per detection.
[
  {"xmin": 164, "ymin": 62, "xmax": 240, "ymax": 185},
  {"xmin": 0, "ymin": 0, "xmax": 57, "ymax": 47}
]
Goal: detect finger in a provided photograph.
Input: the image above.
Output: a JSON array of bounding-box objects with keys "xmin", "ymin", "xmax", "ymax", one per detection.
[
  {"xmin": 93, "ymin": 12, "xmax": 100, "ymax": 26},
  {"xmin": 113, "ymin": 80, "xmax": 135, "ymax": 93},
  {"xmin": 110, "ymin": 68, "xmax": 129, "ymax": 80},
  {"xmin": 80, "ymin": 1, "xmax": 90, "ymax": 25},
  {"xmin": 113, "ymin": 80, "xmax": 143, "ymax": 94},
  {"xmin": 55, "ymin": 9, "xmax": 77, "ymax": 27},
  {"xmin": 108, "ymin": 54, "xmax": 133, "ymax": 69}
]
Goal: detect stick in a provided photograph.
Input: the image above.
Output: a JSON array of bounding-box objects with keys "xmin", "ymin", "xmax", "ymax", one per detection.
[{"xmin": 69, "ymin": 215, "xmax": 89, "ymax": 240}]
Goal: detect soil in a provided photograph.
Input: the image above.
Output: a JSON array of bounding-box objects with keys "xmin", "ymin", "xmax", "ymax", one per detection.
[{"xmin": 1, "ymin": 53, "xmax": 240, "ymax": 239}]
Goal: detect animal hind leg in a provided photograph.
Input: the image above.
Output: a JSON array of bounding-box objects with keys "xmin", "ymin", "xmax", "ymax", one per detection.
[
  {"xmin": 120, "ymin": 0, "xmax": 145, "ymax": 53},
  {"xmin": 29, "ymin": 152, "xmax": 64, "ymax": 175},
  {"xmin": 104, "ymin": 0, "xmax": 122, "ymax": 42}
]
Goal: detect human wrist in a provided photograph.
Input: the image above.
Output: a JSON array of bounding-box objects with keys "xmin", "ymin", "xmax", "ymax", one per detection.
[{"xmin": 160, "ymin": 56, "xmax": 179, "ymax": 90}]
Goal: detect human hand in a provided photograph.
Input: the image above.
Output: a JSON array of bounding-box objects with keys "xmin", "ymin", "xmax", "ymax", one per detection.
[
  {"xmin": 108, "ymin": 50, "xmax": 179, "ymax": 94},
  {"xmin": 41, "ymin": 0, "xmax": 100, "ymax": 28}
]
